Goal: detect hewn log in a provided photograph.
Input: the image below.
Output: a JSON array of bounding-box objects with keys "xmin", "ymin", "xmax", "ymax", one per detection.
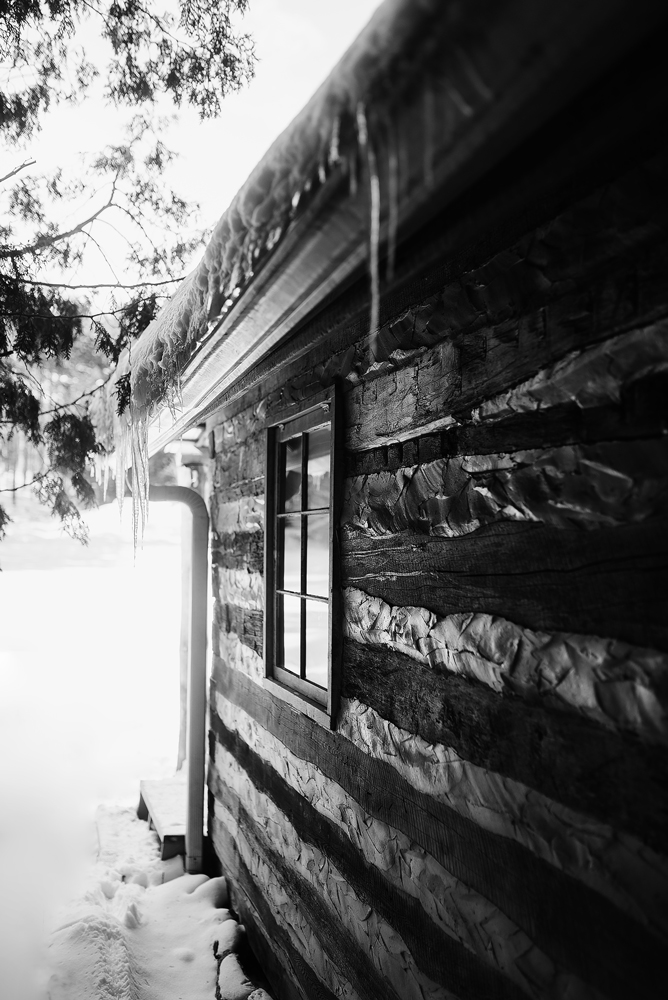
[
  {"xmin": 211, "ymin": 719, "xmax": 548, "ymax": 1000},
  {"xmin": 345, "ymin": 372, "xmax": 668, "ymax": 477},
  {"xmin": 212, "ymin": 662, "xmax": 665, "ymax": 1000},
  {"xmin": 217, "ymin": 604, "xmax": 263, "ymax": 657},
  {"xmin": 212, "ymin": 531, "xmax": 264, "ymax": 573},
  {"xmin": 211, "ymin": 816, "xmax": 338, "ymax": 1000},
  {"xmin": 342, "ymin": 519, "xmax": 668, "ymax": 651},
  {"xmin": 212, "ymin": 687, "xmax": 668, "ymax": 939},
  {"xmin": 341, "ymin": 638, "xmax": 668, "ymax": 852},
  {"xmin": 343, "ymin": 243, "xmax": 668, "ymax": 453},
  {"xmin": 342, "ymin": 438, "xmax": 668, "ymax": 538},
  {"xmin": 211, "ymin": 706, "xmax": 567, "ymax": 995},
  {"xmin": 342, "ymin": 588, "xmax": 667, "ymax": 743},
  {"xmin": 215, "ymin": 797, "xmax": 401, "ymax": 1000}
]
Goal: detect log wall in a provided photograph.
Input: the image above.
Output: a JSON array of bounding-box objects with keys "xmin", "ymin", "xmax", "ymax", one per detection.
[{"xmin": 206, "ymin": 135, "xmax": 668, "ymax": 999}]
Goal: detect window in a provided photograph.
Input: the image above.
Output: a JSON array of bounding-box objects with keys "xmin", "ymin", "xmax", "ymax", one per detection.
[{"xmin": 264, "ymin": 387, "xmax": 340, "ymax": 726}]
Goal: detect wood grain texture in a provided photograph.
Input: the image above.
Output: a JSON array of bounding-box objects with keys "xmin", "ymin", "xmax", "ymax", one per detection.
[
  {"xmin": 211, "ymin": 706, "xmax": 574, "ymax": 998},
  {"xmin": 342, "ymin": 438, "xmax": 668, "ymax": 539},
  {"xmin": 212, "ymin": 531, "xmax": 264, "ymax": 573},
  {"xmin": 211, "ymin": 816, "xmax": 339, "ymax": 1000},
  {"xmin": 215, "ymin": 797, "xmax": 405, "ymax": 1000},
  {"xmin": 211, "ymin": 662, "xmax": 665, "ymax": 1000},
  {"xmin": 217, "ymin": 603, "xmax": 263, "ymax": 657},
  {"xmin": 212, "ymin": 687, "xmax": 668, "ymax": 941},
  {"xmin": 211, "ymin": 718, "xmax": 562, "ymax": 1000},
  {"xmin": 341, "ymin": 639, "xmax": 668, "ymax": 853},
  {"xmin": 342, "ymin": 188, "xmax": 668, "ymax": 453},
  {"xmin": 343, "ymin": 519, "xmax": 668, "ymax": 651},
  {"xmin": 345, "ymin": 372, "xmax": 668, "ymax": 478},
  {"xmin": 342, "ymin": 587, "xmax": 667, "ymax": 743}
]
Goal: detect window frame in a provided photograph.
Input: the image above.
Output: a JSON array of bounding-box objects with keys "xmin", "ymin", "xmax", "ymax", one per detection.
[{"xmin": 263, "ymin": 384, "xmax": 342, "ymax": 727}]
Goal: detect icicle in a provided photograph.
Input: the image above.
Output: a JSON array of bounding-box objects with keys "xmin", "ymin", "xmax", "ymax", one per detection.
[
  {"xmin": 386, "ymin": 120, "xmax": 399, "ymax": 285},
  {"xmin": 129, "ymin": 403, "xmax": 149, "ymax": 554},
  {"xmin": 423, "ymin": 86, "xmax": 435, "ymax": 190},
  {"xmin": 328, "ymin": 116, "xmax": 340, "ymax": 165},
  {"xmin": 357, "ymin": 104, "xmax": 381, "ymax": 360}
]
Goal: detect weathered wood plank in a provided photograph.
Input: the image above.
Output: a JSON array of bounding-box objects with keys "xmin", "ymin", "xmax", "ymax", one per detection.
[
  {"xmin": 211, "ymin": 531, "xmax": 264, "ymax": 573},
  {"xmin": 217, "ymin": 603, "xmax": 263, "ymax": 657},
  {"xmin": 211, "ymin": 686, "xmax": 668, "ymax": 939},
  {"xmin": 211, "ymin": 815, "xmax": 338, "ymax": 1000},
  {"xmin": 211, "ymin": 718, "xmax": 536, "ymax": 1000},
  {"xmin": 215, "ymin": 796, "xmax": 403, "ymax": 1000},
  {"xmin": 342, "ymin": 587, "xmax": 667, "ymax": 743},
  {"xmin": 211, "ymin": 709, "xmax": 572, "ymax": 996},
  {"xmin": 345, "ymin": 372, "xmax": 668, "ymax": 477},
  {"xmin": 342, "ymin": 519, "xmax": 668, "ymax": 651},
  {"xmin": 341, "ymin": 638, "xmax": 668, "ymax": 852},
  {"xmin": 212, "ymin": 661, "xmax": 665, "ymax": 1000},
  {"xmin": 343, "ymin": 239, "xmax": 668, "ymax": 452},
  {"xmin": 342, "ymin": 438, "xmax": 668, "ymax": 538}
]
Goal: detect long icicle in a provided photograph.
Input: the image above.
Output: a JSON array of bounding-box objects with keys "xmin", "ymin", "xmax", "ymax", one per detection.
[
  {"xmin": 357, "ymin": 103, "xmax": 381, "ymax": 360},
  {"xmin": 386, "ymin": 118, "xmax": 399, "ymax": 285}
]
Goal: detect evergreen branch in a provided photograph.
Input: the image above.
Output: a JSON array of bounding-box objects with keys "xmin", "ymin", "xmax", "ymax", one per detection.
[{"xmin": 40, "ymin": 371, "xmax": 114, "ymax": 415}]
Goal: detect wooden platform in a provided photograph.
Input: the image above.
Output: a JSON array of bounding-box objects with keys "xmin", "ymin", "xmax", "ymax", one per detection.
[{"xmin": 137, "ymin": 776, "xmax": 188, "ymax": 860}]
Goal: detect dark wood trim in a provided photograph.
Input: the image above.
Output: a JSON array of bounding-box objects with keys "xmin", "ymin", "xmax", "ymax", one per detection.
[
  {"xmin": 211, "ymin": 662, "xmax": 665, "ymax": 1000},
  {"xmin": 264, "ymin": 384, "xmax": 342, "ymax": 727},
  {"xmin": 212, "ymin": 718, "xmax": 527, "ymax": 1000},
  {"xmin": 342, "ymin": 519, "xmax": 668, "ymax": 652}
]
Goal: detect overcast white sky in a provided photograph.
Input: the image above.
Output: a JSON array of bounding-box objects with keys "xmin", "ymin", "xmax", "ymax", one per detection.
[{"xmin": 18, "ymin": 0, "xmax": 383, "ymax": 285}]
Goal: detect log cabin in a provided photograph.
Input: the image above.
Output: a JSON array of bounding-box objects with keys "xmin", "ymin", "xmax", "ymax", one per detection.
[{"xmin": 112, "ymin": 0, "xmax": 668, "ymax": 996}]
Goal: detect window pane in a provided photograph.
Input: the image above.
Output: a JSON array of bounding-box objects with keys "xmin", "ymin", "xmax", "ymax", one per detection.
[
  {"xmin": 306, "ymin": 512, "xmax": 329, "ymax": 597},
  {"xmin": 305, "ymin": 599, "xmax": 328, "ymax": 688},
  {"xmin": 280, "ymin": 594, "xmax": 301, "ymax": 674},
  {"xmin": 306, "ymin": 425, "xmax": 330, "ymax": 509},
  {"xmin": 280, "ymin": 516, "xmax": 301, "ymax": 593},
  {"xmin": 282, "ymin": 436, "xmax": 302, "ymax": 512}
]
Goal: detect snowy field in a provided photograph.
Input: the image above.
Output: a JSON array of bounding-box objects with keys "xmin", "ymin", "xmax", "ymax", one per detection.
[{"xmin": 0, "ymin": 496, "xmax": 184, "ymax": 998}]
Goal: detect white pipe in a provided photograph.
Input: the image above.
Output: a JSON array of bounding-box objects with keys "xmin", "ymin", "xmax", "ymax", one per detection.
[
  {"xmin": 147, "ymin": 486, "xmax": 209, "ymax": 874},
  {"xmin": 107, "ymin": 485, "xmax": 209, "ymax": 874}
]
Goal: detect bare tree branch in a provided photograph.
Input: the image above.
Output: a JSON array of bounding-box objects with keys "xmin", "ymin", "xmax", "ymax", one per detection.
[
  {"xmin": 0, "ymin": 159, "xmax": 37, "ymax": 184},
  {"xmin": 18, "ymin": 276, "xmax": 185, "ymax": 290}
]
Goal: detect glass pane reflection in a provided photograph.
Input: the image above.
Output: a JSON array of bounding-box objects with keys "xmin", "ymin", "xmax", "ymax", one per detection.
[
  {"xmin": 306, "ymin": 425, "xmax": 330, "ymax": 509},
  {"xmin": 305, "ymin": 599, "xmax": 328, "ymax": 687},
  {"xmin": 306, "ymin": 513, "xmax": 329, "ymax": 597},
  {"xmin": 281, "ymin": 594, "xmax": 301, "ymax": 674},
  {"xmin": 281, "ymin": 517, "xmax": 301, "ymax": 592},
  {"xmin": 282, "ymin": 436, "xmax": 302, "ymax": 512}
]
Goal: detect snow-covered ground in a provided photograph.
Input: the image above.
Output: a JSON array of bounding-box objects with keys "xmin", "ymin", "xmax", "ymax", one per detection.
[
  {"xmin": 0, "ymin": 498, "xmax": 185, "ymax": 997},
  {"xmin": 43, "ymin": 806, "xmax": 268, "ymax": 1000}
]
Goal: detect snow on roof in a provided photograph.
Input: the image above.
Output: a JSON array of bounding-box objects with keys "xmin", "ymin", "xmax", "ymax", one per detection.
[{"xmin": 127, "ymin": 0, "xmax": 449, "ymax": 414}]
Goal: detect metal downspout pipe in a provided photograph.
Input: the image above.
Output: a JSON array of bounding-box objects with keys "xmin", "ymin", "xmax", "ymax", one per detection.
[
  {"xmin": 105, "ymin": 482, "xmax": 209, "ymax": 871},
  {"xmin": 135, "ymin": 485, "xmax": 209, "ymax": 874}
]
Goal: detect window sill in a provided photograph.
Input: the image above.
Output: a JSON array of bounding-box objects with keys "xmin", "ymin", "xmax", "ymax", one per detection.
[{"xmin": 263, "ymin": 676, "xmax": 334, "ymax": 728}]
